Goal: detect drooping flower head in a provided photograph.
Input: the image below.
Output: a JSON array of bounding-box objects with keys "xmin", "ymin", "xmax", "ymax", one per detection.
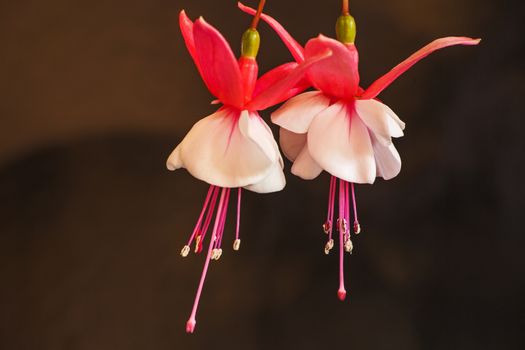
[
  {"xmin": 240, "ymin": 0, "xmax": 480, "ymax": 301},
  {"xmin": 168, "ymin": 0, "xmax": 331, "ymax": 333}
]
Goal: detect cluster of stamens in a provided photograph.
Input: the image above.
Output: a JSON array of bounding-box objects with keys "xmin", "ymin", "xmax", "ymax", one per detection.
[
  {"xmin": 180, "ymin": 185, "xmax": 243, "ymax": 333},
  {"xmin": 322, "ymin": 176, "xmax": 362, "ymax": 300}
]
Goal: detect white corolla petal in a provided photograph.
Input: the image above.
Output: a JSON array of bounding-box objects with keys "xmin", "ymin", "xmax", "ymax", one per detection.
[
  {"xmin": 279, "ymin": 128, "xmax": 307, "ymax": 161},
  {"xmin": 244, "ymin": 161, "xmax": 286, "ymax": 193},
  {"xmin": 166, "ymin": 144, "xmax": 182, "ymax": 170},
  {"xmin": 382, "ymin": 102, "xmax": 406, "ymax": 134},
  {"xmin": 256, "ymin": 114, "xmax": 285, "ymax": 169},
  {"xmin": 308, "ymin": 102, "xmax": 376, "ymax": 184},
  {"xmin": 271, "ymin": 91, "xmax": 331, "ymax": 133},
  {"xmin": 291, "ymin": 146, "xmax": 323, "ymax": 180},
  {"xmin": 371, "ymin": 134, "xmax": 402, "ymax": 180},
  {"xmin": 167, "ymin": 108, "xmax": 274, "ymax": 188},
  {"xmin": 355, "ymin": 99, "xmax": 404, "ymax": 146},
  {"xmin": 239, "ymin": 110, "xmax": 279, "ymax": 163}
]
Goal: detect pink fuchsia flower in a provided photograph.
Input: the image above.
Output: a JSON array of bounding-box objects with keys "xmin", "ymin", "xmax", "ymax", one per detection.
[
  {"xmin": 240, "ymin": 1, "xmax": 480, "ymax": 300},
  {"xmin": 168, "ymin": 5, "xmax": 331, "ymax": 333}
]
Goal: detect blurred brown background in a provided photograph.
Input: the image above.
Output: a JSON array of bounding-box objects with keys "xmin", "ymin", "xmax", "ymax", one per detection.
[{"xmin": 1, "ymin": 0, "xmax": 524, "ymax": 349}]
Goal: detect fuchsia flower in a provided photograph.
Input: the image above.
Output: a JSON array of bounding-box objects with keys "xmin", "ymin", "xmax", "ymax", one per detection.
[
  {"xmin": 168, "ymin": 4, "xmax": 331, "ymax": 333},
  {"xmin": 240, "ymin": 1, "xmax": 480, "ymax": 300}
]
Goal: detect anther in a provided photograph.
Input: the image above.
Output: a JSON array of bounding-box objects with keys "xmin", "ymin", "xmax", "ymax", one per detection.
[
  {"xmin": 180, "ymin": 245, "xmax": 190, "ymax": 257},
  {"xmin": 194, "ymin": 235, "xmax": 202, "ymax": 253},
  {"xmin": 215, "ymin": 248, "xmax": 223, "ymax": 260},
  {"xmin": 338, "ymin": 218, "xmax": 348, "ymax": 233},
  {"xmin": 322, "ymin": 221, "xmax": 332, "ymax": 234},
  {"xmin": 354, "ymin": 222, "xmax": 361, "ymax": 234},
  {"xmin": 233, "ymin": 239, "xmax": 241, "ymax": 251},
  {"xmin": 324, "ymin": 239, "xmax": 335, "ymax": 255},
  {"xmin": 344, "ymin": 239, "xmax": 353, "ymax": 254}
]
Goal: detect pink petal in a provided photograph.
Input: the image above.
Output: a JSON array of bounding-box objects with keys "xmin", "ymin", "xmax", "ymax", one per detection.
[
  {"xmin": 237, "ymin": 2, "xmax": 304, "ymax": 62},
  {"xmin": 307, "ymin": 102, "xmax": 376, "ymax": 184},
  {"xmin": 355, "ymin": 99, "xmax": 404, "ymax": 146},
  {"xmin": 179, "ymin": 11, "xmax": 199, "ymax": 70},
  {"xmin": 253, "ymin": 62, "xmax": 309, "ymax": 101},
  {"xmin": 291, "ymin": 146, "xmax": 323, "ymax": 180},
  {"xmin": 193, "ymin": 18, "xmax": 244, "ymax": 108},
  {"xmin": 361, "ymin": 37, "xmax": 481, "ymax": 100},
  {"xmin": 279, "ymin": 128, "xmax": 306, "ymax": 162},
  {"xmin": 370, "ymin": 134, "xmax": 402, "ymax": 180},
  {"xmin": 247, "ymin": 49, "xmax": 332, "ymax": 111},
  {"xmin": 167, "ymin": 107, "xmax": 274, "ymax": 188},
  {"xmin": 304, "ymin": 35, "xmax": 360, "ymax": 99},
  {"xmin": 272, "ymin": 91, "xmax": 330, "ymax": 133}
]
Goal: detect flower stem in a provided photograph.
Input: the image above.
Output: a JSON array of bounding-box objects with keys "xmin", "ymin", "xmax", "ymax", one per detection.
[
  {"xmin": 250, "ymin": 0, "xmax": 267, "ymax": 29},
  {"xmin": 342, "ymin": 0, "xmax": 349, "ymax": 15}
]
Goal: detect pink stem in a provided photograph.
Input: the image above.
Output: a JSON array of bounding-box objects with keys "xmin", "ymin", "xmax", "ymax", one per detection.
[
  {"xmin": 186, "ymin": 187, "xmax": 228, "ymax": 333},
  {"xmin": 187, "ymin": 185, "xmax": 215, "ymax": 245},
  {"xmin": 235, "ymin": 188, "xmax": 242, "ymax": 240},
  {"xmin": 338, "ymin": 179, "xmax": 347, "ymax": 301}
]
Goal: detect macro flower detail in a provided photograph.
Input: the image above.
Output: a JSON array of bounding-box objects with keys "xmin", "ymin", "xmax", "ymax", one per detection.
[
  {"xmin": 240, "ymin": 0, "xmax": 480, "ymax": 300},
  {"xmin": 168, "ymin": 2, "xmax": 331, "ymax": 333}
]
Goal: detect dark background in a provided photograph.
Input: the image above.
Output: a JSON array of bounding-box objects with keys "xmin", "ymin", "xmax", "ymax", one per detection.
[{"xmin": 1, "ymin": 0, "xmax": 524, "ymax": 349}]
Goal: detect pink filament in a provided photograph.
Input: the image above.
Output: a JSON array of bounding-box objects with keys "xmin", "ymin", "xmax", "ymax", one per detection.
[
  {"xmin": 351, "ymin": 182, "xmax": 359, "ymax": 227},
  {"xmin": 215, "ymin": 188, "xmax": 231, "ymax": 249},
  {"xmin": 236, "ymin": 188, "xmax": 242, "ymax": 240},
  {"xmin": 197, "ymin": 186, "xmax": 220, "ymax": 252},
  {"xmin": 345, "ymin": 181, "xmax": 350, "ymax": 232},
  {"xmin": 187, "ymin": 185, "xmax": 216, "ymax": 245},
  {"xmin": 186, "ymin": 187, "xmax": 228, "ymax": 333},
  {"xmin": 326, "ymin": 176, "xmax": 337, "ymax": 240}
]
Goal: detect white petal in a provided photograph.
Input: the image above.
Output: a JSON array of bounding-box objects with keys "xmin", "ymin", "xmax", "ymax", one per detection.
[
  {"xmin": 169, "ymin": 108, "xmax": 274, "ymax": 188},
  {"xmin": 244, "ymin": 161, "xmax": 286, "ymax": 193},
  {"xmin": 238, "ymin": 110, "xmax": 279, "ymax": 163},
  {"xmin": 382, "ymin": 102, "xmax": 406, "ymax": 134},
  {"xmin": 271, "ymin": 91, "xmax": 330, "ymax": 133},
  {"xmin": 166, "ymin": 145, "xmax": 182, "ymax": 170},
  {"xmin": 371, "ymin": 134, "xmax": 402, "ymax": 180},
  {"xmin": 355, "ymin": 99, "xmax": 404, "ymax": 146},
  {"xmin": 291, "ymin": 146, "xmax": 323, "ymax": 180},
  {"xmin": 308, "ymin": 102, "xmax": 376, "ymax": 184},
  {"xmin": 279, "ymin": 128, "xmax": 307, "ymax": 161}
]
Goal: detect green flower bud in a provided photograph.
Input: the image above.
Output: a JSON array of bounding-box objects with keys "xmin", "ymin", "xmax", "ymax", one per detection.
[
  {"xmin": 241, "ymin": 28, "xmax": 260, "ymax": 58},
  {"xmin": 336, "ymin": 14, "xmax": 356, "ymax": 44}
]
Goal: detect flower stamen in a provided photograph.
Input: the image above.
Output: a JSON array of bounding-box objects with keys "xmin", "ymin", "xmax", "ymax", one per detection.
[
  {"xmin": 233, "ymin": 189, "xmax": 242, "ymax": 251},
  {"xmin": 186, "ymin": 187, "xmax": 229, "ymax": 334},
  {"xmin": 351, "ymin": 182, "xmax": 361, "ymax": 234}
]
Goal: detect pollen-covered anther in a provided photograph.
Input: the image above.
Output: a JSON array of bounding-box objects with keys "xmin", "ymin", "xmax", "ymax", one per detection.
[
  {"xmin": 324, "ymin": 239, "xmax": 335, "ymax": 255},
  {"xmin": 180, "ymin": 245, "xmax": 190, "ymax": 257},
  {"xmin": 354, "ymin": 222, "xmax": 361, "ymax": 234},
  {"xmin": 338, "ymin": 218, "xmax": 348, "ymax": 234},
  {"xmin": 322, "ymin": 221, "xmax": 332, "ymax": 234},
  {"xmin": 233, "ymin": 239, "xmax": 241, "ymax": 251},
  {"xmin": 194, "ymin": 235, "xmax": 202, "ymax": 253},
  {"xmin": 211, "ymin": 248, "xmax": 223, "ymax": 261},
  {"xmin": 344, "ymin": 239, "xmax": 354, "ymax": 253}
]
